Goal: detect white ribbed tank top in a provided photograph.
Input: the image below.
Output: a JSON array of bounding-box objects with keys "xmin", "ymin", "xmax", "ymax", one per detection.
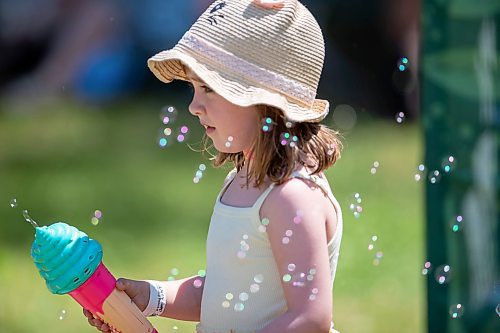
[{"xmin": 196, "ymin": 169, "xmax": 343, "ymax": 333}]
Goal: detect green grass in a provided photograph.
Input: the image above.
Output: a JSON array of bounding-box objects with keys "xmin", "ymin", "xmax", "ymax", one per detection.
[{"xmin": 0, "ymin": 100, "xmax": 424, "ymax": 333}]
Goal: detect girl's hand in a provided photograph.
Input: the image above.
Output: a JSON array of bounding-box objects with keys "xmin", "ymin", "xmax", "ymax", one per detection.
[{"xmin": 82, "ymin": 278, "xmax": 151, "ymax": 331}]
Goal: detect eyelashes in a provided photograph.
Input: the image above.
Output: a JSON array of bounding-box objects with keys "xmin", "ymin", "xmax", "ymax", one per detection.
[{"xmin": 187, "ymin": 81, "xmax": 214, "ymax": 94}]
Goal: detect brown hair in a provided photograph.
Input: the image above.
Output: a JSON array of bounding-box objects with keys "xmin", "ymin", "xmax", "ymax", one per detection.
[{"xmin": 202, "ymin": 105, "xmax": 343, "ymax": 188}]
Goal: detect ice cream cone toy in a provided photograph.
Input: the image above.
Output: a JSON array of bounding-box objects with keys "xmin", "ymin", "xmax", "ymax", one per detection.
[{"xmin": 31, "ymin": 222, "xmax": 158, "ymax": 333}]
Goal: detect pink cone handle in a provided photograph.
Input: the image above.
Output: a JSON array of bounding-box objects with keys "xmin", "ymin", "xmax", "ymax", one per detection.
[{"xmin": 70, "ymin": 262, "xmax": 158, "ymax": 333}]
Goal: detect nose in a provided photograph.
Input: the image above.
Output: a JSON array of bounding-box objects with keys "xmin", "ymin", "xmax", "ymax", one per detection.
[{"xmin": 188, "ymin": 92, "xmax": 205, "ymax": 117}]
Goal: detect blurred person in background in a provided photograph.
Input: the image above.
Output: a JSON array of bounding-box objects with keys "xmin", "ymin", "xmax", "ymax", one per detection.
[
  {"xmin": 0, "ymin": 0, "xmax": 211, "ymax": 113},
  {"xmin": 321, "ymin": 0, "xmax": 420, "ymax": 120}
]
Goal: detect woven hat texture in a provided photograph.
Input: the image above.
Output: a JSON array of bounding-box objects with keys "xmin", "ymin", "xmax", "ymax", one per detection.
[{"xmin": 148, "ymin": 0, "xmax": 329, "ymax": 122}]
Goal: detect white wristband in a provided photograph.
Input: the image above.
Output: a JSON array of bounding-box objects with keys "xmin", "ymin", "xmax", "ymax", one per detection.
[{"xmin": 142, "ymin": 280, "xmax": 166, "ymax": 317}]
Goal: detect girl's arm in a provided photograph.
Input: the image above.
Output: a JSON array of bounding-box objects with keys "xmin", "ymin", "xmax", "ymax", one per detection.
[
  {"xmin": 257, "ymin": 178, "xmax": 337, "ymax": 333},
  {"xmin": 160, "ymin": 275, "xmax": 205, "ymax": 321}
]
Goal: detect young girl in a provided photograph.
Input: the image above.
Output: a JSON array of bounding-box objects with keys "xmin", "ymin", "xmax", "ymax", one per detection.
[{"xmin": 84, "ymin": 0, "xmax": 343, "ymax": 332}]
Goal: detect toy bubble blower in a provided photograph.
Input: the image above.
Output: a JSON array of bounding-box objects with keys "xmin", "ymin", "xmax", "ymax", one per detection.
[{"xmin": 29, "ymin": 215, "xmax": 158, "ymax": 333}]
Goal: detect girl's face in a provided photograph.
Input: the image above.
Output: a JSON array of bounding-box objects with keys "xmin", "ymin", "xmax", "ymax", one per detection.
[{"xmin": 186, "ymin": 70, "xmax": 260, "ymax": 154}]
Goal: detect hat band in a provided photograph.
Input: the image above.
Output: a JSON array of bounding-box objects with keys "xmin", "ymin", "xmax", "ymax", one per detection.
[{"xmin": 178, "ymin": 32, "xmax": 316, "ymax": 106}]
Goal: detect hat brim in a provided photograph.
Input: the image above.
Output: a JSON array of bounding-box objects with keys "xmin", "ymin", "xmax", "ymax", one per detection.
[{"xmin": 148, "ymin": 47, "xmax": 329, "ymax": 123}]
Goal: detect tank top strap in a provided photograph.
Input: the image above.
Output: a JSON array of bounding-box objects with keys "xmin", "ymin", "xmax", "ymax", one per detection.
[
  {"xmin": 252, "ymin": 182, "xmax": 277, "ymax": 210},
  {"xmin": 216, "ymin": 168, "xmax": 238, "ymax": 202}
]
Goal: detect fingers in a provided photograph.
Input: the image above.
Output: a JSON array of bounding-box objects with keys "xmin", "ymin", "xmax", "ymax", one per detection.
[{"xmin": 116, "ymin": 278, "xmax": 128, "ymax": 291}]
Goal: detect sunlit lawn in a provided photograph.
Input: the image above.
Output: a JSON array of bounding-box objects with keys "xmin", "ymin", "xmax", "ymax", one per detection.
[{"xmin": 0, "ymin": 97, "xmax": 424, "ymax": 333}]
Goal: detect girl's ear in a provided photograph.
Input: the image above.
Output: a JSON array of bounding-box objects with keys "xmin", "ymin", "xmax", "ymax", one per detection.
[{"xmin": 253, "ymin": 0, "xmax": 285, "ymax": 10}]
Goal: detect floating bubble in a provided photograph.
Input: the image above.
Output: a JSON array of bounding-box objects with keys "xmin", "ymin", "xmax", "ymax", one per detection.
[
  {"xmin": 193, "ymin": 278, "xmax": 203, "ymax": 288},
  {"xmin": 349, "ymin": 193, "xmax": 363, "ymax": 218},
  {"xmin": 225, "ymin": 293, "xmax": 234, "ymax": 300},
  {"xmin": 164, "ymin": 128, "xmax": 173, "ymax": 136},
  {"xmin": 292, "ymin": 272, "xmax": 306, "ymax": 287},
  {"xmin": 282, "ymin": 237, "xmax": 290, "ymax": 244},
  {"xmin": 59, "ymin": 309, "xmax": 67, "ymax": 320},
  {"xmin": 234, "ymin": 303, "xmax": 245, "ymax": 312},
  {"xmin": 370, "ymin": 161, "xmax": 380, "ymax": 174},
  {"xmin": 435, "ymin": 264, "xmax": 452, "ymax": 284},
  {"xmin": 225, "ymin": 136, "xmax": 234, "ymax": 148},
  {"xmin": 441, "ymin": 156, "xmax": 456, "ymax": 173},
  {"xmin": 193, "ymin": 164, "xmax": 207, "ymax": 184},
  {"xmin": 91, "ymin": 210, "xmax": 102, "ymax": 226},
  {"xmin": 250, "ymin": 283, "xmax": 260, "ymax": 293},
  {"xmin": 170, "ymin": 268, "xmax": 179, "ymax": 276},
  {"xmin": 282, "ymin": 274, "xmax": 292, "ymax": 282},
  {"xmin": 262, "ymin": 117, "xmax": 274, "ymax": 132},
  {"xmin": 309, "ymin": 268, "xmax": 317, "ymax": 275},
  {"xmin": 415, "ymin": 164, "xmax": 426, "ymax": 182},
  {"xmin": 373, "ymin": 251, "xmax": 383, "ymax": 266},
  {"xmin": 395, "ymin": 112, "xmax": 406, "ymax": 124},
  {"xmin": 450, "ymin": 215, "xmax": 463, "ymax": 233},
  {"xmin": 9, "ymin": 199, "xmax": 17, "ymax": 208},
  {"xmin": 368, "ymin": 235, "xmax": 378, "ymax": 251},
  {"xmin": 422, "ymin": 261, "xmax": 432, "ymax": 275},
  {"xmin": 198, "ymin": 269, "xmax": 206, "ymax": 277},
  {"xmin": 428, "ymin": 170, "xmax": 441, "ymax": 184},
  {"xmin": 160, "ymin": 106, "xmax": 178, "ymax": 125},
  {"xmin": 239, "ymin": 292, "xmax": 249, "ymax": 301},
  {"xmin": 285, "ymin": 121, "xmax": 294, "ymax": 129},
  {"xmin": 288, "ymin": 263, "xmax": 296, "ymax": 272},
  {"xmin": 222, "ymin": 301, "xmax": 230, "ymax": 308},
  {"xmin": 254, "ymin": 274, "xmax": 264, "ymax": 284},
  {"xmin": 293, "ymin": 215, "xmax": 302, "ymax": 224},
  {"xmin": 285, "ymin": 230, "xmax": 293, "ymax": 237},
  {"xmin": 177, "ymin": 126, "xmax": 189, "ymax": 142},
  {"xmin": 261, "ymin": 218, "xmax": 270, "ymax": 226},
  {"xmin": 449, "ymin": 304, "xmax": 465, "ymax": 319},
  {"xmin": 309, "ymin": 294, "xmax": 317, "ymax": 301},
  {"xmin": 332, "ymin": 104, "xmax": 357, "ymax": 131}
]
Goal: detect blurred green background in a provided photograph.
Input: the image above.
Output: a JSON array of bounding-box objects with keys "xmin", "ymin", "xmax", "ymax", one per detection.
[{"xmin": 0, "ymin": 95, "xmax": 424, "ymax": 332}]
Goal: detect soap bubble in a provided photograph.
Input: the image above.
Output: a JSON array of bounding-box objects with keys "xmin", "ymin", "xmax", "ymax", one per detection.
[
  {"xmin": 395, "ymin": 112, "xmax": 406, "ymax": 124},
  {"xmin": 441, "ymin": 156, "xmax": 456, "ymax": 173},
  {"xmin": 370, "ymin": 161, "xmax": 380, "ymax": 175},
  {"xmin": 160, "ymin": 106, "xmax": 178, "ymax": 125},
  {"xmin": 435, "ymin": 264, "xmax": 452, "ymax": 284},
  {"xmin": 428, "ymin": 170, "xmax": 441, "ymax": 184},
  {"xmin": 9, "ymin": 199, "xmax": 17, "ymax": 208},
  {"xmin": 422, "ymin": 261, "xmax": 432, "ymax": 275},
  {"xmin": 450, "ymin": 215, "xmax": 463, "ymax": 233},
  {"xmin": 91, "ymin": 210, "xmax": 102, "ymax": 226},
  {"xmin": 250, "ymin": 283, "xmax": 260, "ymax": 293},
  {"xmin": 415, "ymin": 164, "xmax": 426, "ymax": 182},
  {"xmin": 262, "ymin": 117, "xmax": 274, "ymax": 132},
  {"xmin": 58, "ymin": 309, "xmax": 67, "ymax": 320},
  {"xmin": 239, "ymin": 292, "xmax": 249, "ymax": 301},
  {"xmin": 193, "ymin": 279, "xmax": 203, "ymax": 288},
  {"xmin": 234, "ymin": 303, "xmax": 245, "ymax": 312},
  {"xmin": 449, "ymin": 304, "xmax": 464, "ymax": 319},
  {"xmin": 349, "ymin": 193, "xmax": 363, "ymax": 218},
  {"xmin": 254, "ymin": 274, "xmax": 264, "ymax": 284}
]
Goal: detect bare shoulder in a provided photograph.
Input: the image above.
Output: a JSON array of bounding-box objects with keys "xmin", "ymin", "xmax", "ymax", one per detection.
[
  {"xmin": 260, "ymin": 176, "xmax": 338, "ymax": 245},
  {"xmin": 261, "ymin": 177, "xmax": 330, "ymax": 218}
]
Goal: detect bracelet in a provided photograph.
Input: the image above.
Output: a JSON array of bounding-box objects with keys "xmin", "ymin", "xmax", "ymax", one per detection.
[{"xmin": 142, "ymin": 280, "xmax": 166, "ymax": 317}]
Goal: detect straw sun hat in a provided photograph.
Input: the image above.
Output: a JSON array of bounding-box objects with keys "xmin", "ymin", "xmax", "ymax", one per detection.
[{"xmin": 147, "ymin": 0, "xmax": 329, "ymax": 123}]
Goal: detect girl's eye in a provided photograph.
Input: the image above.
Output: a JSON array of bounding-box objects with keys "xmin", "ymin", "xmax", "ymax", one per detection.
[{"xmin": 202, "ymin": 85, "xmax": 213, "ymax": 93}]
